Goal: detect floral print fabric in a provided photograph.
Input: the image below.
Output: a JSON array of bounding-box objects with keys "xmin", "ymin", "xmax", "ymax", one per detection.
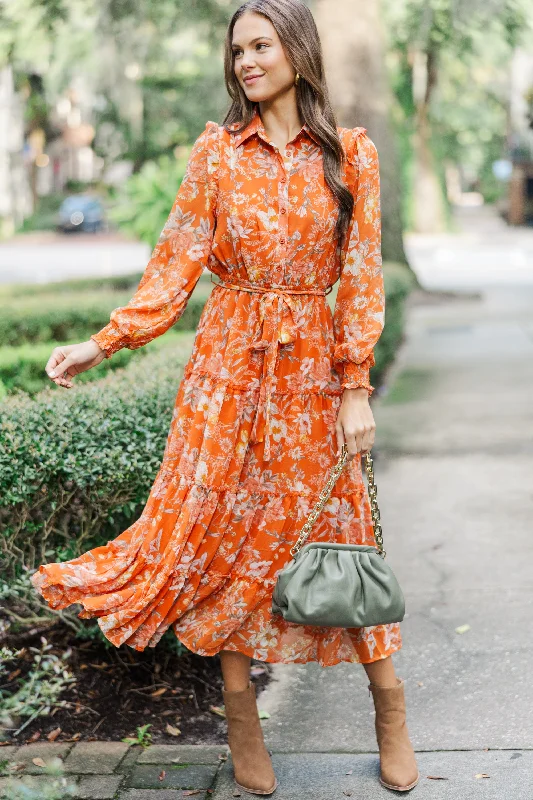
[{"xmin": 31, "ymin": 109, "xmax": 401, "ymax": 666}]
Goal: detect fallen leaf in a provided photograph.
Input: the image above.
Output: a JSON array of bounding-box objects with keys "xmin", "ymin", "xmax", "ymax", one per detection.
[
  {"xmin": 427, "ymin": 775, "xmax": 449, "ymax": 780},
  {"xmin": 232, "ymin": 792, "xmax": 242, "ymax": 797},
  {"xmin": 345, "ymin": 769, "xmax": 353, "ymax": 774},
  {"xmin": 475, "ymin": 773, "xmax": 490, "ymax": 779},
  {"xmin": 455, "ymin": 624, "xmax": 471, "ymax": 634},
  {"xmin": 63, "ymin": 733, "xmax": 82, "ymax": 742},
  {"xmin": 209, "ymin": 704, "xmax": 226, "ymax": 718},
  {"xmin": 158, "ymin": 769, "xmax": 166, "ymax": 781},
  {"xmin": 32, "ymin": 758, "xmax": 47, "ymax": 768},
  {"xmin": 165, "ymin": 724, "xmax": 181, "ymax": 737},
  {"xmin": 0, "ymin": 742, "xmax": 13, "ymax": 747},
  {"xmin": 8, "ymin": 763, "xmax": 25, "ymax": 773},
  {"xmin": 27, "ymin": 731, "xmax": 41, "ymax": 743},
  {"xmin": 47, "ymin": 728, "xmax": 61, "ymax": 742},
  {"xmin": 8, "ymin": 669, "xmax": 21, "ymax": 680},
  {"xmin": 183, "ymin": 791, "xmax": 204, "ymax": 796},
  {"xmin": 151, "ymin": 687, "xmax": 168, "ymax": 697},
  {"xmin": 250, "ymin": 667, "xmax": 266, "ymax": 676},
  {"xmin": 343, "ymin": 792, "xmax": 353, "ymax": 797},
  {"xmin": 258, "ymin": 710, "xmax": 270, "ymax": 719},
  {"xmin": 417, "ymin": 681, "xmax": 424, "ymax": 687}
]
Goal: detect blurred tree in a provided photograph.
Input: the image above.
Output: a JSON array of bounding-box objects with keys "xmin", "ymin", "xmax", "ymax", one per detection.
[
  {"xmin": 387, "ymin": 0, "xmax": 529, "ymax": 232},
  {"xmin": 313, "ymin": 0, "xmax": 414, "ymax": 272},
  {"xmin": 0, "ymin": 0, "xmax": 231, "ymax": 180}
]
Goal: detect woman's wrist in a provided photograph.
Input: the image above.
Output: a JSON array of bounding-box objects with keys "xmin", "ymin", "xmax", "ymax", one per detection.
[{"xmin": 343, "ymin": 386, "xmax": 369, "ymax": 398}]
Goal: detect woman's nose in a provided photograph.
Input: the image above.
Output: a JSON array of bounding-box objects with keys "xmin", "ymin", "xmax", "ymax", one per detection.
[{"xmin": 241, "ymin": 51, "xmax": 257, "ymax": 70}]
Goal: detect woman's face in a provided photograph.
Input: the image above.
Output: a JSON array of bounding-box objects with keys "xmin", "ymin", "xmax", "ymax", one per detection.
[{"xmin": 232, "ymin": 11, "xmax": 297, "ymax": 103}]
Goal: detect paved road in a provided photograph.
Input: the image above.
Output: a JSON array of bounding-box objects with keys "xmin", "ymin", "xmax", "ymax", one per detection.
[
  {"xmin": 212, "ymin": 206, "xmax": 533, "ymax": 799},
  {"xmin": 0, "ymin": 231, "xmax": 150, "ymax": 285}
]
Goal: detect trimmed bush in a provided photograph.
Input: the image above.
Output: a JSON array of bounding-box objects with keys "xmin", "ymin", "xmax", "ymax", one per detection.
[
  {"xmin": 0, "ymin": 291, "xmax": 207, "ymax": 348},
  {"xmin": 0, "ymin": 329, "xmax": 193, "ymax": 398},
  {"xmin": 0, "ymin": 336, "xmax": 195, "ymax": 581},
  {"xmin": 0, "ymin": 263, "xmax": 413, "ymax": 582}
]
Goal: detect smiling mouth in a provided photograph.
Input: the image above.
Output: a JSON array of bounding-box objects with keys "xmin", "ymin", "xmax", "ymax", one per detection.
[{"xmin": 243, "ymin": 74, "xmax": 264, "ymax": 84}]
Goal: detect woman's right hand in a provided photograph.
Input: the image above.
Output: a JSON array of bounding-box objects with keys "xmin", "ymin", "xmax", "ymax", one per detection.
[{"xmin": 45, "ymin": 339, "xmax": 107, "ymax": 389}]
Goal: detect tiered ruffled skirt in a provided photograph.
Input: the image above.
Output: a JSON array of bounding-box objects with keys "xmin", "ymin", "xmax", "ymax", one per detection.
[{"xmin": 31, "ymin": 284, "xmax": 402, "ymax": 666}]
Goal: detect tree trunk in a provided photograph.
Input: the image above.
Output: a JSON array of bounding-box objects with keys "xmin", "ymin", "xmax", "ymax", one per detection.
[
  {"xmin": 313, "ymin": 0, "xmax": 416, "ymax": 276},
  {"xmin": 411, "ymin": 46, "xmax": 447, "ymax": 233}
]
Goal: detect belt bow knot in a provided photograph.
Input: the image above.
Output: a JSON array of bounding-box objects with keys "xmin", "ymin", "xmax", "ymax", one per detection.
[{"xmin": 211, "ymin": 274, "xmax": 332, "ymax": 460}]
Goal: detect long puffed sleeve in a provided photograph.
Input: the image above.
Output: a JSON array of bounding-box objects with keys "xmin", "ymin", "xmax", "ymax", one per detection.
[
  {"xmin": 90, "ymin": 120, "xmax": 220, "ymax": 358},
  {"xmin": 333, "ymin": 127, "xmax": 384, "ymax": 395}
]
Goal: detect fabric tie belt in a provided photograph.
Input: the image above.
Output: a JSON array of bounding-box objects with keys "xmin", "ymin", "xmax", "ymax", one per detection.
[{"xmin": 210, "ymin": 273, "xmax": 333, "ymax": 461}]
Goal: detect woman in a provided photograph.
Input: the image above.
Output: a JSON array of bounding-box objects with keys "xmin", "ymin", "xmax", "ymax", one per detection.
[{"xmin": 32, "ymin": 0, "xmax": 419, "ymax": 794}]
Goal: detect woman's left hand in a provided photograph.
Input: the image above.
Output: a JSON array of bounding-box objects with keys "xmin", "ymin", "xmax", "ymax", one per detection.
[{"xmin": 335, "ymin": 387, "xmax": 376, "ymax": 461}]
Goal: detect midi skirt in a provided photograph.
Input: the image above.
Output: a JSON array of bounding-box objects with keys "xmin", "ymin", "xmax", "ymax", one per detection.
[{"xmin": 31, "ymin": 278, "xmax": 402, "ymax": 667}]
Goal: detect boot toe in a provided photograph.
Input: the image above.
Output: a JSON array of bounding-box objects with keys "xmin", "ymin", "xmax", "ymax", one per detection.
[
  {"xmin": 380, "ymin": 768, "xmax": 420, "ymax": 792},
  {"xmin": 234, "ymin": 774, "xmax": 278, "ymax": 795}
]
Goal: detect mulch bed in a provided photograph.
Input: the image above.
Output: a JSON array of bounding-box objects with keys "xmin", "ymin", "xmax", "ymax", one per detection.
[{"xmin": 0, "ymin": 616, "xmax": 273, "ymax": 748}]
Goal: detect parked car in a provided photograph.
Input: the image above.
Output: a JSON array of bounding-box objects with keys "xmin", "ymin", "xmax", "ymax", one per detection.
[{"xmin": 57, "ymin": 195, "xmax": 107, "ymax": 233}]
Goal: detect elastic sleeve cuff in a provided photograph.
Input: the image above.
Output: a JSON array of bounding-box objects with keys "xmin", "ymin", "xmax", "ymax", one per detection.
[
  {"xmin": 90, "ymin": 329, "xmax": 121, "ymax": 359},
  {"xmin": 340, "ymin": 357, "xmax": 375, "ymax": 395}
]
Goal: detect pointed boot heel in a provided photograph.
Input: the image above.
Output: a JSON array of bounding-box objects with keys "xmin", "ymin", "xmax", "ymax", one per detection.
[{"xmin": 222, "ymin": 681, "xmax": 278, "ymax": 795}]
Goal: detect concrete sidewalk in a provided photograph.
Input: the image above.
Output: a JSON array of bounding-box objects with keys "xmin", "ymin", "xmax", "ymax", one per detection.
[
  {"xmin": 217, "ymin": 209, "xmax": 533, "ymax": 799},
  {"xmin": 2, "ymin": 207, "xmax": 532, "ymax": 798}
]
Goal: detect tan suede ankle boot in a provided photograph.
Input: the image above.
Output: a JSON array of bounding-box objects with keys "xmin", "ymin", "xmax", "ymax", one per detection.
[
  {"xmin": 222, "ymin": 681, "xmax": 278, "ymax": 795},
  {"xmin": 368, "ymin": 676, "xmax": 420, "ymax": 792}
]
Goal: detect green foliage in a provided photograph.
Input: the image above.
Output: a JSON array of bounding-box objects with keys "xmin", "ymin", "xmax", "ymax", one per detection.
[
  {"xmin": 0, "ymin": 637, "xmax": 76, "ymax": 736},
  {"xmin": 1, "ymin": 760, "xmax": 77, "ymax": 800},
  {"xmin": 108, "ymin": 152, "xmax": 190, "ymax": 250},
  {"xmin": 0, "ymin": 289, "xmax": 206, "ymax": 348},
  {"xmin": 0, "ymin": 265, "xmax": 412, "ymax": 588},
  {"xmin": 0, "ymin": 343, "xmax": 194, "ymax": 581},
  {"xmin": 0, "ymin": 329, "xmax": 194, "ymax": 397},
  {"xmin": 122, "ymin": 723, "xmax": 153, "ymax": 748},
  {"xmin": 16, "ymin": 193, "xmax": 64, "ymax": 234},
  {"xmin": 0, "ymin": 272, "xmax": 214, "ymax": 396},
  {"xmin": 384, "ymin": 0, "xmax": 532, "ymax": 209},
  {"xmin": 0, "ymin": 272, "xmax": 144, "ymax": 299},
  {"xmin": 373, "ymin": 263, "xmax": 414, "ymax": 389}
]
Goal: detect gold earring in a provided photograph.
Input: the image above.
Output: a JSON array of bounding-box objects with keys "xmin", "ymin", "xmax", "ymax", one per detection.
[{"xmin": 295, "ymin": 72, "xmax": 300, "ymax": 85}]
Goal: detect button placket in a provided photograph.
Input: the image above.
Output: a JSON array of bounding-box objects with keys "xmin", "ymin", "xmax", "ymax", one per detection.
[{"xmin": 279, "ymin": 146, "xmax": 293, "ymax": 268}]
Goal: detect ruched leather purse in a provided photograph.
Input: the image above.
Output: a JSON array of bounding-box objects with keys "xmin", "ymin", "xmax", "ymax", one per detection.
[{"xmin": 271, "ymin": 444, "xmax": 405, "ymax": 628}]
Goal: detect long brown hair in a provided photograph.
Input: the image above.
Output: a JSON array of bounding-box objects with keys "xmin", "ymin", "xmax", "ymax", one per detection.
[{"xmin": 222, "ymin": 0, "xmax": 354, "ymax": 252}]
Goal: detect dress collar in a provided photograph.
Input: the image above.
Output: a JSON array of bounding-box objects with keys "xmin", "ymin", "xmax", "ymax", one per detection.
[{"xmin": 230, "ymin": 107, "xmax": 322, "ymax": 148}]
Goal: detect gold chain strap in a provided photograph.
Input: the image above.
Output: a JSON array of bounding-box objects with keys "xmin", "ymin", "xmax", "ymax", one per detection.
[{"xmin": 289, "ymin": 444, "xmax": 386, "ymax": 558}]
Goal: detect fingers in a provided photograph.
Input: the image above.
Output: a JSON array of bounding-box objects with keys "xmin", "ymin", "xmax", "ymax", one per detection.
[
  {"xmin": 340, "ymin": 424, "xmax": 375, "ymax": 460},
  {"xmin": 45, "ymin": 348, "xmax": 74, "ymax": 389},
  {"xmin": 335, "ymin": 424, "xmax": 345, "ymax": 458}
]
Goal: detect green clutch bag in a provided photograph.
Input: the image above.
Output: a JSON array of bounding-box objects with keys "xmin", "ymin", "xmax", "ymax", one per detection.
[{"xmin": 271, "ymin": 444, "xmax": 405, "ymax": 628}]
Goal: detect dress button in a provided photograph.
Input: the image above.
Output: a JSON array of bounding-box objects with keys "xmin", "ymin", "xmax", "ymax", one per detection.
[
  {"xmin": 280, "ymin": 176, "xmax": 287, "ymax": 184},
  {"xmin": 280, "ymin": 237, "xmax": 286, "ymax": 245},
  {"xmin": 280, "ymin": 208, "xmax": 286, "ymax": 214}
]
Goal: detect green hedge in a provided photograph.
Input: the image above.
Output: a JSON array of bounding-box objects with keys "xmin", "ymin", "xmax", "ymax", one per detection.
[
  {"xmin": 0, "ymin": 264, "xmax": 413, "ymax": 581},
  {"xmin": 0, "ymin": 338, "xmax": 195, "ymax": 581},
  {"xmin": 0, "ymin": 291, "xmax": 208, "ymax": 348},
  {"xmin": 372, "ymin": 262, "xmax": 415, "ymax": 388},
  {"xmin": 0, "ymin": 269, "xmax": 215, "ymax": 299},
  {"xmin": 0, "ymin": 329, "xmax": 193, "ymax": 398}
]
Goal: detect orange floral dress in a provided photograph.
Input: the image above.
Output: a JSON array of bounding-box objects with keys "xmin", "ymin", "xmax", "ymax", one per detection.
[{"xmin": 31, "ymin": 108, "xmax": 402, "ymax": 667}]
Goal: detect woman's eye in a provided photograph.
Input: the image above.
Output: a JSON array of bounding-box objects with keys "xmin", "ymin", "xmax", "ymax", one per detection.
[{"xmin": 232, "ymin": 43, "xmax": 268, "ymax": 58}]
